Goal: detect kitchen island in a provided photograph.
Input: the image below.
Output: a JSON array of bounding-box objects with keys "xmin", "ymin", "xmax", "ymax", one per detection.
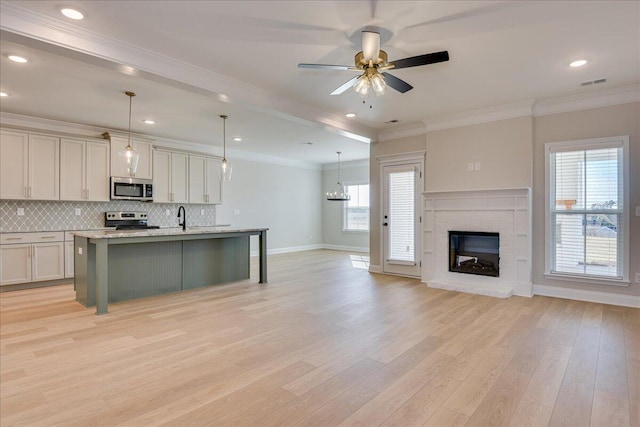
[{"xmin": 73, "ymin": 227, "xmax": 268, "ymax": 314}]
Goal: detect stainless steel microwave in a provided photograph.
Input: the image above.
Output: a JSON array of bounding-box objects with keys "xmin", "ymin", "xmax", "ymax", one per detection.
[{"xmin": 110, "ymin": 177, "xmax": 153, "ymax": 201}]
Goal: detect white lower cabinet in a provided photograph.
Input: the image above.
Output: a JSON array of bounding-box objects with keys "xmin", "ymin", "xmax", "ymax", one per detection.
[
  {"xmin": 0, "ymin": 232, "xmax": 65, "ymax": 285},
  {"xmin": 65, "ymin": 241, "xmax": 74, "ymax": 279}
]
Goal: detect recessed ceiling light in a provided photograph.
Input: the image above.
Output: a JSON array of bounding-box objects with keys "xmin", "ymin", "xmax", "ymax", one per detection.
[
  {"xmin": 233, "ymin": 137, "xmax": 242, "ymax": 142},
  {"xmin": 0, "ymin": 92, "xmax": 8, "ymax": 97},
  {"xmin": 345, "ymin": 112, "xmax": 357, "ymax": 118},
  {"xmin": 61, "ymin": 8, "xmax": 84, "ymax": 20},
  {"xmin": 143, "ymin": 119, "xmax": 155, "ymax": 125},
  {"xmin": 569, "ymin": 59, "xmax": 588, "ymax": 68},
  {"xmin": 8, "ymin": 55, "xmax": 28, "ymax": 63}
]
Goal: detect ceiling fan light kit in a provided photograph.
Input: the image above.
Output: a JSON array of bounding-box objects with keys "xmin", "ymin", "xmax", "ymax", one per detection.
[{"xmin": 298, "ymin": 30, "xmax": 449, "ymax": 97}]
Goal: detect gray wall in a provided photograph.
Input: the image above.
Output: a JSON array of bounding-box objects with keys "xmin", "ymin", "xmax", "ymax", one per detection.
[
  {"xmin": 369, "ymin": 102, "xmax": 639, "ymax": 298},
  {"xmin": 322, "ymin": 161, "xmax": 369, "ymax": 251},
  {"xmin": 532, "ymin": 102, "xmax": 640, "ymax": 297},
  {"xmin": 215, "ymin": 157, "xmax": 323, "ymax": 253}
]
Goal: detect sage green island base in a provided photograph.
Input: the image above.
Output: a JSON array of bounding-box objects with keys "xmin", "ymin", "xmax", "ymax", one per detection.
[{"xmin": 73, "ymin": 227, "xmax": 268, "ymax": 315}]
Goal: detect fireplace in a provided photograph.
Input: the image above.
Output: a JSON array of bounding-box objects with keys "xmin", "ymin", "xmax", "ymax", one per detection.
[
  {"xmin": 449, "ymin": 231, "xmax": 499, "ymax": 277},
  {"xmin": 422, "ymin": 188, "xmax": 532, "ymax": 298}
]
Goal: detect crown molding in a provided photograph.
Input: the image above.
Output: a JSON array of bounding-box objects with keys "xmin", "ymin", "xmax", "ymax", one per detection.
[
  {"xmin": 377, "ymin": 122, "xmax": 427, "ymax": 142},
  {"xmin": 322, "ymin": 159, "xmax": 370, "ymax": 170},
  {"xmin": 0, "ymin": 112, "xmax": 321, "ymax": 170},
  {"xmin": 0, "ymin": 2, "xmax": 376, "ymax": 145},
  {"xmin": 425, "ymin": 99, "xmax": 535, "ymax": 133},
  {"xmin": 533, "ymin": 84, "xmax": 640, "ymax": 117}
]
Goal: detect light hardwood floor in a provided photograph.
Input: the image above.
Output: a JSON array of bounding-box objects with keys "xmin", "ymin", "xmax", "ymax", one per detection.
[{"xmin": 1, "ymin": 250, "xmax": 638, "ymax": 427}]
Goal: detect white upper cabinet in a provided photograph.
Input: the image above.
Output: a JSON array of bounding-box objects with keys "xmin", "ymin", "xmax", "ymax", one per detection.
[
  {"xmin": 153, "ymin": 150, "xmax": 188, "ymax": 203},
  {"xmin": 60, "ymin": 138, "xmax": 110, "ymax": 201},
  {"xmin": 0, "ymin": 129, "xmax": 59, "ymax": 200},
  {"xmin": 109, "ymin": 136, "xmax": 153, "ymax": 180},
  {"xmin": 189, "ymin": 155, "xmax": 222, "ymax": 204}
]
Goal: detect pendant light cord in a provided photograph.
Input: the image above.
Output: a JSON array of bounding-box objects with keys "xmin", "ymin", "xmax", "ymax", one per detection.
[
  {"xmin": 220, "ymin": 114, "xmax": 228, "ymax": 160},
  {"xmin": 125, "ymin": 91, "xmax": 136, "ymax": 149}
]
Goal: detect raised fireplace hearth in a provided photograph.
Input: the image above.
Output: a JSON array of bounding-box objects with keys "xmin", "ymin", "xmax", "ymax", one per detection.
[{"xmin": 449, "ymin": 231, "xmax": 499, "ymax": 277}]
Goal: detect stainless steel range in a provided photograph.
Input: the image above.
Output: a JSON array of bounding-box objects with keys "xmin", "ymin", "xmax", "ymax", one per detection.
[{"xmin": 104, "ymin": 211, "xmax": 160, "ymax": 230}]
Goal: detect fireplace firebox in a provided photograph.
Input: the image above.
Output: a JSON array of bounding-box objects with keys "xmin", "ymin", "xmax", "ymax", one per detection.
[{"xmin": 449, "ymin": 231, "xmax": 499, "ymax": 277}]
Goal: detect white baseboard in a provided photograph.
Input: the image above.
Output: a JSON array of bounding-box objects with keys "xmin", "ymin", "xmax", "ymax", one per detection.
[
  {"xmin": 322, "ymin": 244, "xmax": 369, "ymax": 253},
  {"xmin": 369, "ymin": 264, "xmax": 383, "ymax": 273},
  {"xmin": 533, "ymin": 284, "xmax": 640, "ymax": 308}
]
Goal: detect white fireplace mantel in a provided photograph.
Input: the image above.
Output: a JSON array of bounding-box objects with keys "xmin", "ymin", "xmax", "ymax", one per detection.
[{"xmin": 422, "ymin": 188, "xmax": 532, "ymax": 298}]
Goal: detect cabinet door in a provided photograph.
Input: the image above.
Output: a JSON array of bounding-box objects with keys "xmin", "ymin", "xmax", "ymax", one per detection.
[
  {"xmin": 32, "ymin": 242, "xmax": 64, "ymax": 282},
  {"xmin": 189, "ymin": 155, "xmax": 207, "ymax": 204},
  {"xmin": 60, "ymin": 138, "xmax": 86, "ymax": 201},
  {"xmin": 86, "ymin": 142, "xmax": 110, "ymax": 201},
  {"xmin": 134, "ymin": 140, "xmax": 153, "ymax": 180},
  {"xmin": 0, "ymin": 244, "xmax": 32, "ymax": 285},
  {"xmin": 171, "ymin": 153, "xmax": 189, "ymax": 203},
  {"xmin": 0, "ymin": 129, "xmax": 29, "ymax": 199},
  {"xmin": 29, "ymin": 134, "xmax": 60, "ymax": 200},
  {"xmin": 206, "ymin": 157, "xmax": 222, "ymax": 204},
  {"xmin": 153, "ymin": 150, "xmax": 171, "ymax": 202},
  {"xmin": 65, "ymin": 241, "xmax": 74, "ymax": 279}
]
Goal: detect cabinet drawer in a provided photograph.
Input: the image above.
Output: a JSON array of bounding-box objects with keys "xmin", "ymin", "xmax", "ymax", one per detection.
[{"xmin": 1, "ymin": 232, "xmax": 64, "ymax": 245}]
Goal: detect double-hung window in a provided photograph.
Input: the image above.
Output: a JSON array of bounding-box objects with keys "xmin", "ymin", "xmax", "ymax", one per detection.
[
  {"xmin": 545, "ymin": 136, "xmax": 629, "ymax": 284},
  {"xmin": 343, "ymin": 184, "xmax": 370, "ymax": 231}
]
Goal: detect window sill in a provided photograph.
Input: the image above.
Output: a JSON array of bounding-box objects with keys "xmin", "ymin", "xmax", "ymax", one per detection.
[
  {"xmin": 544, "ymin": 272, "xmax": 630, "ymax": 287},
  {"xmin": 342, "ymin": 229, "xmax": 369, "ymax": 234}
]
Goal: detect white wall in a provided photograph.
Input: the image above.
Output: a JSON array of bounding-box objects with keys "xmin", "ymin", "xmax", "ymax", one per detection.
[
  {"xmin": 322, "ymin": 161, "xmax": 369, "ymax": 251},
  {"xmin": 215, "ymin": 157, "xmax": 323, "ymax": 254}
]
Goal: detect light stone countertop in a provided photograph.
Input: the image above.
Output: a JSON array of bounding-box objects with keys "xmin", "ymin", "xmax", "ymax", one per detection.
[{"xmin": 72, "ymin": 226, "xmax": 267, "ymax": 239}]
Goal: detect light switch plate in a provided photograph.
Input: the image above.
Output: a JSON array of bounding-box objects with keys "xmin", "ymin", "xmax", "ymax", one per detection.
[
  {"xmin": 75, "ymin": 208, "xmax": 81, "ymax": 216},
  {"xmin": 17, "ymin": 207, "xmax": 24, "ymax": 216},
  {"xmin": 474, "ymin": 162, "xmax": 481, "ymax": 171},
  {"xmin": 636, "ymin": 273, "xmax": 640, "ymax": 283},
  {"xmin": 200, "ymin": 209, "xmax": 205, "ymax": 215},
  {"xmin": 165, "ymin": 209, "xmax": 171, "ymax": 216},
  {"xmin": 78, "ymin": 247, "xmax": 83, "ymax": 255},
  {"xmin": 234, "ymin": 209, "xmax": 241, "ymax": 215},
  {"xmin": 636, "ymin": 206, "xmax": 640, "ymax": 216},
  {"xmin": 467, "ymin": 162, "xmax": 474, "ymax": 171}
]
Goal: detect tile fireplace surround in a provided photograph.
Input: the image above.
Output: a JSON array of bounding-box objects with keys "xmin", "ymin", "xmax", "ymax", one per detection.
[{"xmin": 422, "ymin": 188, "xmax": 532, "ymax": 298}]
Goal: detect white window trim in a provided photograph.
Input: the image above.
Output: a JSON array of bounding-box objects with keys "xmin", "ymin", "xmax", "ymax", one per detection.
[
  {"xmin": 544, "ymin": 135, "xmax": 630, "ymax": 286},
  {"xmin": 342, "ymin": 181, "xmax": 370, "ymax": 233}
]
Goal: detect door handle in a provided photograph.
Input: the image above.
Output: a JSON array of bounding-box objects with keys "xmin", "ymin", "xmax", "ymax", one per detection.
[{"xmin": 383, "ymin": 223, "xmax": 388, "ymax": 226}]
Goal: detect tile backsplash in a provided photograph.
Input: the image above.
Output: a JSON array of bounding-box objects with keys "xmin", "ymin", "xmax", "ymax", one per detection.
[{"xmin": 0, "ymin": 200, "xmax": 216, "ymax": 232}]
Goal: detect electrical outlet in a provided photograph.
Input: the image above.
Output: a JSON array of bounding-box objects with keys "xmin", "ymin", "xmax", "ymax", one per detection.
[
  {"xmin": 78, "ymin": 247, "xmax": 83, "ymax": 255},
  {"xmin": 467, "ymin": 162, "xmax": 474, "ymax": 171},
  {"xmin": 636, "ymin": 206, "xmax": 640, "ymax": 216},
  {"xmin": 234, "ymin": 209, "xmax": 241, "ymax": 215},
  {"xmin": 474, "ymin": 162, "xmax": 481, "ymax": 171},
  {"xmin": 165, "ymin": 209, "xmax": 171, "ymax": 216},
  {"xmin": 200, "ymin": 209, "xmax": 205, "ymax": 215},
  {"xmin": 17, "ymin": 208, "xmax": 24, "ymax": 216},
  {"xmin": 75, "ymin": 208, "xmax": 81, "ymax": 216}
]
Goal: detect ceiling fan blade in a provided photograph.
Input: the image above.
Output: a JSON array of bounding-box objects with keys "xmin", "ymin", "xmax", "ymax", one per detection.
[
  {"xmin": 389, "ymin": 51, "xmax": 449, "ymax": 69},
  {"xmin": 382, "ymin": 73, "xmax": 413, "ymax": 93},
  {"xmin": 361, "ymin": 31, "xmax": 380, "ymax": 61},
  {"xmin": 298, "ymin": 63, "xmax": 356, "ymax": 71},
  {"xmin": 330, "ymin": 75, "xmax": 360, "ymax": 95}
]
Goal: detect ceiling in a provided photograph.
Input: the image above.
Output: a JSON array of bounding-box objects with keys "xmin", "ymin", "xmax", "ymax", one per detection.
[{"xmin": 1, "ymin": 1, "xmax": 638, "ymax": 165}]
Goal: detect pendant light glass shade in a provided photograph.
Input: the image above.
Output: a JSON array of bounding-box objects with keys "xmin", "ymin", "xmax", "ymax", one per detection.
[
  {"xmin": 217, "ymin": 114, "xmax": 232, "ymax": 182},
  {"xmin": 117, "ymin": 91, "xmax": 140, "ymax": 177},
  {"xmin": 326, "ymin": 151, "xmax": 350, "ymax": 201}
]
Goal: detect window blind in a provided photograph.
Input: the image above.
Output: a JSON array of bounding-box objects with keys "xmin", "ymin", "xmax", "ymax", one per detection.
[
  {"xmin": 550, "ymin": 147, "xmax": 623, "ymax": 278},
  {"xmin": 388, "ymin": 170, "xmax": 415, "ymax": 262}
]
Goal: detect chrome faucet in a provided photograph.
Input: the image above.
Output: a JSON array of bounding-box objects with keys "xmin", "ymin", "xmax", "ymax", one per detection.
[{"xmin": 177, "ymin": 206, "xmax": 186, "ymax": 231}]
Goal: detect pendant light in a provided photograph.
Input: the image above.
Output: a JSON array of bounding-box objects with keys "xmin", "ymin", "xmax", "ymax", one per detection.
[
  {"xmin": 217, "ymin": 114, "xmax": 232, "ymax": 182},
  {"xmin": 326, "ymin": 151, "xmax": 351, "ymax": 201},
  {"xmin": 117, "ymin": 91, "xmax": 140, "ymax": 177}
]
